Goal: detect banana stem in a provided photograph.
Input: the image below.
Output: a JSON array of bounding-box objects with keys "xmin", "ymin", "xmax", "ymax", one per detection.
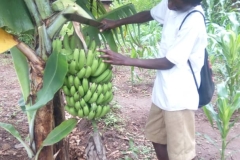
[
  {"xmin": 92, "ymin": 120, "xmax": 98, "ymax": 132},
  {"xmin": 16, "ymin": 40, "xmax": 44, "ymax": 74},
  {"xmin": 47, "ymin": 6, "xmax": 78, "ymax": 39},
  {"xmin": 38, "ymin": 25, "xmax": 50, "ymax": 60},
  {"xmin": 34, "ymin": 0, "xmax": 53, "ymax": 20},
  {"xmin": 24, "ymin": 0, "xmax": 42, "ymax": 26}
]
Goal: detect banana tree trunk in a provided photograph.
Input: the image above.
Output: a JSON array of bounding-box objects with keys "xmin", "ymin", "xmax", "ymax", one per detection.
[{"xmin": 31, "ymin": 70, "xmax": 68, "ymax": 160}]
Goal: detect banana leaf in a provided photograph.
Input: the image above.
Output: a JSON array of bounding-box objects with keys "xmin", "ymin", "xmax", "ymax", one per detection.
[
  {"xmin": 0, "ymin": 0, "xmax": 34, "ymax": 33},
  {"xmin": 82, "ymin": 4, "xmax": 139, "ymax": 52},
  {"xmin": 76, "ymin": 0, "xmax": 107, "ymax": 18}
]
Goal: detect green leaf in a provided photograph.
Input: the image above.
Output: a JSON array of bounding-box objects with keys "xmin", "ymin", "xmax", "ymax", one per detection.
[
  {"xmin": 26, "ymin": 52, "xmax": 68, "ymax": 111},
  {"xmin": 42, "ymin": 118, "xmax": 77, "ymax": 146},
  {"xmin": 0, "ymin": 0, "xmax": 34, "ymax": 33},
  {"xmin": 203, "ymin": 105, "xmax": 214, "ymax": 127},
  {"xmin": 10, "ymin": 47, "xmax": 30, "ymax": 102},
  {"xmin": 217, "ymin": 82, "xmax": 228, "ymax": 98},
  {"xmin": 0, "ymin": 122, "xmax": 34, "ymax": 158}
]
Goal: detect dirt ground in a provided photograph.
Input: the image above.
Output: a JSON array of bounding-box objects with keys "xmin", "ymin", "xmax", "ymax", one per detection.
[{"xmin": 0, "ymin": 54, "xmax": 240, "ymax": 160}]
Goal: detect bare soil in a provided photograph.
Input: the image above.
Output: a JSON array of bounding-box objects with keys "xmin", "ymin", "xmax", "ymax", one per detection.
[{"xmin": 0, "ymin": 54, "xmax": 240, "ymax": 160}]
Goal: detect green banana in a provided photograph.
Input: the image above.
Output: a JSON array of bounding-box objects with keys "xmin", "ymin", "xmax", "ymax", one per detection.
[
  {"xmin": 102, "ymin": 84, "xmax": 108, "ymax": 94},
  {"xmin": 92, "ymin": 62, "xmax": 108, "ymax": 77},
  {"xmin": 86, "ymin": 50, "xmax": 94, "ymax": 66},
  {"xmin": 99, "ymin": 105, "xmax": 110, "ymax": 118},
  {"xmin": 90, "ymin": 57, "xmax": 99, "ymax": 76},
  {"xmin": 70, "ymin": 86, "xmax": 76, "ymax": 96},
  {"xmin": 56, "ymin": 39, "xmax": 62, "ymax": 54},
  {"xmin": 69, "ymin": 97, "xmax": 75, "ymax": 107},
  {"xmin": 78, "ymin": 85, "xmax": 85, "ymax": 97},
  {"xmin": 61, "ymin": 48, "xmax": 72, "ymax": 56},
  {"xmin": 90, "ymin": 103, "xmax": 98, "ymax": 111},
  {"xmin": 65, "ymin": 96, "xmax": 70, "ymax": 105},
  {"xmin": 83, "ymin": 105, "xmax": 90, "ymax": 116},
  {"xmin": 91, "ymin": 69, "xmax": 111, "ymax": 83},
  {"xmin": 105, "ymin": 92, "xmax": 114, "ymax": 104},
  {"xmin": 82, "ymin": 78, "xmax": 89, "ymax": 93},
  {"xmin": 96, "ymin": 84, "xmax": 103, "ymax": 95},
  {"xmin": 78, "ymin": 108, "xmax": 84, "ymax": 118},
  {"xmin": 89, "ymin": 39, "xmax": 96, "ymax": 51},
  {"xmin": 83, "ymin": 90, "xmax": 92, "ymax": 102},
  {"xmin": 103, "ymin": 91, "xmax": 111, "ymax": 103},
  {"xmin": 73, "ymin": 48, "xmax": 80, "ymax": 70},
  {"xmin": 75, "ymin": 101, "xmax": 81, "ymax": 110},
  {"xmin": 84, "ymin": 66, "xmax": 92, "ymax": 78},
  {"xmin": 88, "ymin": 92, "xmax": 98, "ymax": 103},
  {"xmin": 62, "ymin": 85, "xmax": 70, "ymax": 96},
  {"xmin": 87, "ymin": 110, "xmax": 96, "ymax": 120},
  {"xmin": 107, "ymin": 82, "xmax": 113, "ymax": 91},
  {"xmin": 73, "ymin": 92, "xmax": 80, "ymax": 101},
  {"xmin": 64, "ymin": 105, "xmax": 70, "ymax": 112},
  {"xmin": 96, "ymin": 93, "xmax": 104, "ymax": 104},
  {"xmin": 95, "ymin": 105, "xmax": 103, "ymax": 118},
  {"xmin": 70, "ymin": 35, "xmax": 76, "ymax": 50},
  {"xmin": 69, "ymin": 60, "xmax": 77, "ymax": 74},
  {"xmin": 77, "ymin": 67, "xmax": 86, "ymax": 79},
  {"xmin": 80, "ymin": 98, "xmax": 86, "ymax": 108},
  {"xmin": 69, "ymin": 107, "xmax": 78, "ymax": 116},
  {"xmin": 74, "ymin": 77, "xmax": 81, "ymax": 88},
  {"xmin": 64, "ymin": 77, "xmax": 68, "ymax": 86},
  {"xmin": 63, "ymin": 33, "xmax": 71, "ymax": 52},
  {"xmin": 78, "ymin": 49, "xmax": 86, "ymax": 70},
  {"xmin": 90, "ymin": 83, "xmax": 97, "ymax": 93},
  {"xmin": 101, "ymin": 71, "xmax": 112, "ymax": 83},
  {"xmin": 68, "ymin": 75, "xmax": 74, "ymax": 86}
]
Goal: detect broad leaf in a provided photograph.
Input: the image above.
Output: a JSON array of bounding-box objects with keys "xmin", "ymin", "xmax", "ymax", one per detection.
[
  {"xmin": 26, "ymin": 52, "xmax": 68, "ymax": 111},
  {"xmin": 10, "ymin": 47, "xmax": 30, "ymax": 102},
  {"xmin": 42, "ymin": 118, "xmax": 77, "ymax": 146},
  {"xmin": 217, "ymin": 82, "xmax": 228, "ymax": 98},
  {"xmin": 82, "ymin": 4, "xmax": 138, "ymax": 52},
  {"xmin": 0, "ymin": 0, "xmax": 34, "ymax": 33},
  {"xmin": 0, "ymin": 122, "xmax": 34, "ymax": 158},
  {"xmin": 0, "ymin": 29, "xmax": 18, "ymax": 53}
]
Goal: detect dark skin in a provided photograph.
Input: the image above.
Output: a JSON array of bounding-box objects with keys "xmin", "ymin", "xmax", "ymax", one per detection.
[{"xmin": 98, "ymin": 0, "xmax": 196, "ymax": 159}]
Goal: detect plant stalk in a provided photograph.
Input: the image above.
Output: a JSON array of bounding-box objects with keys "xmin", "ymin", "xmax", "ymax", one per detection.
[
  {"xmin": 24, "ymin": 0, "xmax": 42, "ymax": 26},
  {"xmin": 34, "ymin": 0, "xmax": 53, "ymax": 20},
  {"xmin": 46, "ymin": 8, "xmax": 73, "ymax": 39},
  {"xmin": 16, "ymin": 41, "xmax": 44, "ymax": 74},
  {"xmin": 38, "ymin": 26, "xmax": 49, "ymax": 61}
]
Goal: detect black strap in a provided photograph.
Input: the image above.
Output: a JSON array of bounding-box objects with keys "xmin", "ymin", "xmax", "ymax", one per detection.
[{"xmin": 179, "ymin": 10, "xmax": 206, "ymax": 89}]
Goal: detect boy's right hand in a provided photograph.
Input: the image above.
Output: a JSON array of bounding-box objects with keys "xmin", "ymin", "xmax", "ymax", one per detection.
[{"xmin": 99, "ymin": 19, "xmax": 118, "ymax": 32}]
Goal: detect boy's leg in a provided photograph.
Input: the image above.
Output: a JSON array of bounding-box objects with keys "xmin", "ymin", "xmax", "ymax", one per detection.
[
  {"xmin": 145, "ymin": 103, "xmax": 169, "ymax": 159},
  {"xmin": 165, "ymin": 109, "xmax": 196, "ymax": 160},
  {"xmin": 145, "ymin": 104, "xmax": 196, "ymax": 160},
  {"xmin": 152, "ymin": 142, "xmax": 169, "ymax": 160}
]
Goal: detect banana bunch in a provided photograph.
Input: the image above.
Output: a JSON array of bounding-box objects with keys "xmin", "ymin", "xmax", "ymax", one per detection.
[{"xmin": 53, "ymin": 34, "xmax": 114, "ymax": 120}]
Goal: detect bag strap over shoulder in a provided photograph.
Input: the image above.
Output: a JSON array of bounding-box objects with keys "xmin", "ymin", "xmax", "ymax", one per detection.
[
  {"xmin": 179, "ymin": 10, "xmax": 205, "ymax": 30},
  {"xmin": 179, "ymin": 10, "xmax": 206, "ymax": 89}
]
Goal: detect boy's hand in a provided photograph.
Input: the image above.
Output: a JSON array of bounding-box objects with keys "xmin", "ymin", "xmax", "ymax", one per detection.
[
  {"xmin": 99, "ymin": 19, "xmax": 118, "ymax": 32},
  {"xmin": 97, "ymin": 48, "xmax": 128, "ymax": 66}
]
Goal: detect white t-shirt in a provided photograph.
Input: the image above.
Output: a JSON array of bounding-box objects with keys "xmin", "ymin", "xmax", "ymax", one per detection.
[{"xmin": 150, "ymin": 0, "xmax": 207, "ymax": 111}]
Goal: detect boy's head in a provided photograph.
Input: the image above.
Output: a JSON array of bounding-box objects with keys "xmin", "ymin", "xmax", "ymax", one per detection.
[{"xmin": 168, "ymin": 0, "xmax": 202, "ymax": 11}]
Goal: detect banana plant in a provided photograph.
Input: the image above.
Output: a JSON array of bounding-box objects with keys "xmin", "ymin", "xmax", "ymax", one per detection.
[{"xmin": 0, "ymin": 0, "xmax": 138, "ymax": 159}]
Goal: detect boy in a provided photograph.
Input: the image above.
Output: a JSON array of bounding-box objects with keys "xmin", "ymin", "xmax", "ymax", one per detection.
[{"xmin": 98, "ymin": 0, "xmax": 207, "ymax": 159}]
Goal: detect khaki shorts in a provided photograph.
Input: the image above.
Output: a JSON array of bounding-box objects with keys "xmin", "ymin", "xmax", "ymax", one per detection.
[{"xmin": 145, "ymin": 103, "xmax": 196, "ymax": 160}]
